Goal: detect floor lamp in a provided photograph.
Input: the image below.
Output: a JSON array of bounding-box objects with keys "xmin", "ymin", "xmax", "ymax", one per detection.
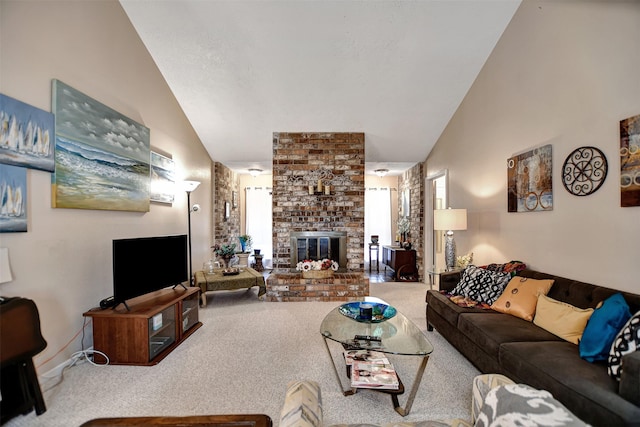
[
  {"xmin": 183, "ymin": 181, "xmax": 201, "ymax": 285},
  {"xmin": 433, "ymin": 208, "xmax": 467, "ymax": 271}
]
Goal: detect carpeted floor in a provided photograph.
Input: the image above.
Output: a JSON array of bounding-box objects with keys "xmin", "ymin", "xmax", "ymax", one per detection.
[{"xmin": 7, "ymin": 281, "xmax": 479, "ymax": 427}]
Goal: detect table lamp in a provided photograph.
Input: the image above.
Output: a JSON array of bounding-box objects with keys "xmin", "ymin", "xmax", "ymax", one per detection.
[{"xmin": 434, "ymin": 208, "xmax": 467, "ymax": 271}]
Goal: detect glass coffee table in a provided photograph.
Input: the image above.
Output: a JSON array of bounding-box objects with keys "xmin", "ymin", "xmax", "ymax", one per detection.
[{"xmin": 320, "ymin": 301, "xmax": 433, "ymax": 416}]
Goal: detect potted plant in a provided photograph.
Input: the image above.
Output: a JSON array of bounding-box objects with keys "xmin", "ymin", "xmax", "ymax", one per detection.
[
  {"xmin": 238, "ymin": 234, "xmax": 252, "ymax": 253},
  {"xmin": 212, "ymin": 243, "xmax": 237, "ymax": 268}
]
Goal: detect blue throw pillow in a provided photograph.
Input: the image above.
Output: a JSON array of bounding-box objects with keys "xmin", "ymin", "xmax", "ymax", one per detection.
[{"xmin": 579, "ymin": 293, "xmax": 631, "ymax": 362}]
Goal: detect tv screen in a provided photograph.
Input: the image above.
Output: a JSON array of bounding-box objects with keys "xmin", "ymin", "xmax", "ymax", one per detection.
[{"xmin": 112, "ymin": 234, "xmax": 188, "ymax": 307}]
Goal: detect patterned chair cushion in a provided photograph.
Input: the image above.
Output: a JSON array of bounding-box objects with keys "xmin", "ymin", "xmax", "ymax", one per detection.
[
  {"xmin": 451, "ymin": 265, "xmax": 511, "ymax": 305},
  {"xmin": 470, "ymin": 374, "xmax": 515, "ymax": 424},
  {"xmin": 280, "ymin": 380, "xmax": 323, "ymax": 427},
  {"xmin": 474, "ymin": 383, "xmax": 588, "ymax": 427},
  {"xmin": 609, "ymin": 309, "xmax": 640, "ymax": 380}
]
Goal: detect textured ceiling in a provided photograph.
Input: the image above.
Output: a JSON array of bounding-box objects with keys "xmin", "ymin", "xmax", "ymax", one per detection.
[{"xmin": 120, "ymin": 0, "xmax": 520, "ymax": 175}]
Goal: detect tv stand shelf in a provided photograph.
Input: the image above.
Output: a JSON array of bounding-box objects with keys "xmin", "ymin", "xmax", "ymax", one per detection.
[{"xmin": 83, "ymin": 287, "xmax": 201, "ymax": 366}]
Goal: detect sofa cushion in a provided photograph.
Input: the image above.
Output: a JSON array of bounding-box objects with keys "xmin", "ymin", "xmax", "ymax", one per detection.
[
  {"xmin": 457, "ymin": 312, "xmax": 561, "ymax": 359},
  {"xmin": 451, "ymin": 265, "xmax": 511, "ymax": 305},
  {"xmin": 580, "ymin": 292, "xmax": 631, "ymax": 362},
  {"xmin": 474, "ymin": 383, "xmax": 588, "ymax": 427},
  {"xmin": 609, "ymin": 309, "xmax": 640, "ymax": 380},
  {"xmin": 491, "ymin": 276, "xmax": 554, "ymax": 321},
  {"xmin": 499, "ymin": 341, "xmax": 640, "ymax": 427},
  {"xmin": 427, "ymin": 290, "xmax": 489, "ymax": 328},
  {"xmin": 533, "ymin": 294, "xmax": 594, "ymax": 345}
]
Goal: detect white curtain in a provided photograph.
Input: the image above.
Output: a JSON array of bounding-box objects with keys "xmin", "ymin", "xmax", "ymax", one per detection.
[
  {"xmin": 365, "ymin": 187, "xmax": 392, "ymax": 262},
  {"xmin": 245, "ymin": 187, "xmax": 273, "ymax": 268}
]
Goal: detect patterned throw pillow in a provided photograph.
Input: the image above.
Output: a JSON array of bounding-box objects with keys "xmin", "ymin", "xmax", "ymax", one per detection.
[
  {"xmin": 451, "ymin": 265, "xmax": 511, "ymax": 305},
  {"xmin": 608, "ymin": 310, "xmax": 640, "ymax": 380},
  {"xmin": 475, "ymin": 383, "xmax": 588, "ymax": 427}
]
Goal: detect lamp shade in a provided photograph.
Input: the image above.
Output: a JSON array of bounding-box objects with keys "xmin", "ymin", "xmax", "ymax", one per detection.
[
  {"xmin": 0, "ymin": 248, "xmax": 13, "ymax": 283},
  {"xmin": 182, "ymin": 180, "xmax": 201, "ymax": 193},
  {"xmin": 434, "ymin": 208, "xmax": 467, "ymax": 231}
]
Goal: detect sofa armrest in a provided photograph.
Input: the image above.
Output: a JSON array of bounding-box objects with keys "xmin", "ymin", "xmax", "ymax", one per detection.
[
  {"xmin": 439, "ymin": 270, "xmax": 462, "ymax": 293},
  {"xmin": 280, "ymin": 380, "xmax": 322, "ymax": 427},
  {"xmin": 620, "ymin": 352, "xmax": 640, "ymax": 407}
]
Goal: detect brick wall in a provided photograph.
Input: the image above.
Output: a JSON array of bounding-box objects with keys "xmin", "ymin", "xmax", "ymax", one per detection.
[
  {"xmin": 271, "ymin": 132, "xmax": 365, "ymax": 272},
  {"xmin": 214, "ymin": 161, "xmax": 240, "ymax": 248},
  {"xmin": 400, "ymin": 163, "xmax": 424, "ymax": 281}
]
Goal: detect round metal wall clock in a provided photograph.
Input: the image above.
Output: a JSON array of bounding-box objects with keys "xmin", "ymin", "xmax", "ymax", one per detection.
[{"xmin": 562, "ymin": 146, "xmax": 608, "ymax": 196}]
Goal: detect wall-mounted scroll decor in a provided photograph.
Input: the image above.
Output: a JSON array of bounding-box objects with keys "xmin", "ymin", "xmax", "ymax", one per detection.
[
  {"xmin": 562, "ymin": 146, "xmax": 608, "ymax": 196},
  {"xmin": 507, "ymin": 144, "xmax": 553, "ymax": 212}
]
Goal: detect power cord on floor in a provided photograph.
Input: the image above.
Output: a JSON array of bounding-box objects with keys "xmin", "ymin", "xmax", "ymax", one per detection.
[{"xmin": 39, "ymin": 317, "xmax": 110, "ymax": 393}]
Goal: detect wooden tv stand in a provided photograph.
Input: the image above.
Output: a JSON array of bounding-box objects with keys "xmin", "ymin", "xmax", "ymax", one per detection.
[{"xmin": 83, "ymin": 287, "xmax": 202, "ymax": 366}]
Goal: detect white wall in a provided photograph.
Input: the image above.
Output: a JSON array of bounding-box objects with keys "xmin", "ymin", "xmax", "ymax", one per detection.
[
  {"xmin": 0, "ymin": 1, "xmax": 213, "ymax": 372},
  {"xmin": 426, "ymin": 0, "xmax": 640, "ymax": 292}
]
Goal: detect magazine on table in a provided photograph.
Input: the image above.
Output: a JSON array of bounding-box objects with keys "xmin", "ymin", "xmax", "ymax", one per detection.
[
  {"xmin": 350, "ymin": 360, "xmax": 399, "ymax": 390},
  {"xmin": 343, "ymin": 349, "xmax": 389, "ymax": 366}
]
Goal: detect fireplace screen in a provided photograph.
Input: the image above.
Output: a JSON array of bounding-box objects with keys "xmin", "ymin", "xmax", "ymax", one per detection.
[{"xmin": 290, "ymin": 231, "xmax": 347, "ymax": 271}]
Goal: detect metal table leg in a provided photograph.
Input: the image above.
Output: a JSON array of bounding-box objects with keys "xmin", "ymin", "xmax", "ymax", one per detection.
[
  {"xmin": 391, "ymin": 355, "xmax": 430, "ymax": 416},
  {"xmin": 322, "ymin": 335, "xmax": 356, "ymax": 396}
]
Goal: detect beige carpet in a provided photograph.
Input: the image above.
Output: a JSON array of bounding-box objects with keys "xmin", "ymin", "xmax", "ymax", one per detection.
[{"xmin": 7, "ymin": 281, "xmax": 479, "ymax": 427}]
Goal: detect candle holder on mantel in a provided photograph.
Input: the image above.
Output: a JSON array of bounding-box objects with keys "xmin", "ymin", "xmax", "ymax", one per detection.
[{"xmin": 308, "ymin": 179, "xmax": 332, "ymax": 196}]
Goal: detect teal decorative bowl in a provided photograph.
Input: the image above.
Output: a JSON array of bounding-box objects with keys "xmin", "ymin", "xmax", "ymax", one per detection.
[{"xmin": 339, "ymin": 302, "xmax": 397, "ymax": 323}]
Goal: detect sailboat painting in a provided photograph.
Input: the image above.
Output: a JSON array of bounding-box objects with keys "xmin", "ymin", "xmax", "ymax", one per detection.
[
  {"xmin": 51, "ymin": 80, "xmax": 150, "ymax": 212},
  {"xmin": 0, "ymin": 164, "xmax": 27, "ymax": 232},
  {"xmin": 0, "ymin": 93, "xmax": 55, "ymax": 172}
]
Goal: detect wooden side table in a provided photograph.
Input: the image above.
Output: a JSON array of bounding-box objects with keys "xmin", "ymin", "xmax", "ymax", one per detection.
[
  {"xmin": 368, "ymin": 243, "xmax": 379, "ymax": 272},
  {"xmin": 252, "ymin": 254, "xmax": 264, "ymax": 272}
]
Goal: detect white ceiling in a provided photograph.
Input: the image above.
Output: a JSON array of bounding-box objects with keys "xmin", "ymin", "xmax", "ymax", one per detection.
[{"xmin": 119, "ymin": 0, "xmax": 520, "ymax": 176}]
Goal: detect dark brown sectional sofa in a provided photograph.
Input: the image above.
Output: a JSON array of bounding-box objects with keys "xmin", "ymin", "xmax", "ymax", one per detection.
[{"xmin": 426, "ymin": 269, "xmax": 640, "ymax": 427}]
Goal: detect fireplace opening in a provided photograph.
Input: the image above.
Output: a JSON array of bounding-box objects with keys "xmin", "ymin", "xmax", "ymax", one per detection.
[{"xmin": 290, "ymin": 231, "xmax": 347, "ymax": 272}]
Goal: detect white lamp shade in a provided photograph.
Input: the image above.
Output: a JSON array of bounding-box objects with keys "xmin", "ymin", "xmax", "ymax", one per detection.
[
  {"xmin": 182, "ymin": 180, "xmax": 201, "ymax": 193},
  {"xmin": 434, "ymin": 208, "xmax": 467, "ymax": 231},
  {"xmin": 0, "ymin": 248, "xmax": 13, "ymax": 283}
]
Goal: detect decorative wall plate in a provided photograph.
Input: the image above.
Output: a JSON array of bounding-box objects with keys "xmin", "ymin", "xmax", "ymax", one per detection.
[{"xmin": 562, "ymin": 146, "xmax": 608, "ymax": 196}]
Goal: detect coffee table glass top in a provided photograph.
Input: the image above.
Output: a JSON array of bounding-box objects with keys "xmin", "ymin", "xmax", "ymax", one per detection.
[{"xmin": 320, "ymin": 304, "xmax": 433, "ymax": 356}]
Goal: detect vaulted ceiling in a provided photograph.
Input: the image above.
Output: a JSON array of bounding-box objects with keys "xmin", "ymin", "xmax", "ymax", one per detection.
[{"xmin": 120, "ymin": 0, "xmax": 521, "ymax": 175}]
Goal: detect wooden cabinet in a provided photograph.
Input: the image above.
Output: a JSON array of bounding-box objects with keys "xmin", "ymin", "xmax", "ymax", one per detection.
[
  {"xmin": 381, "ymin": 246, "xmax": 417, "ymax": 279},
  {"xmin": 83, "ymin": 287, "xmax": 202, "ymax": 366}
]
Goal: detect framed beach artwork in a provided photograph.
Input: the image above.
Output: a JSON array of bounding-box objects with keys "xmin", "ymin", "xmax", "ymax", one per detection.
[
  {"xmin": 0, "ymin": 93, "xmax": 55, "ymax": 172},
  {"xmin": 0, "ymin": 164, "xmax": 27, "ymax": 232},
  {"xmin": 507, "ymin": 144, "xmax": 553, "ymax": 212},
  {"xmin": 150, "ymin": 151, "xmax": 175, "ymax": 204},
  {"xmin": 51, "ymin": 80, "xmax": 150, "ymax": 212},
  {"xmin": 620, "ymin": 114, "xmax": 640, "ymax": 207}
]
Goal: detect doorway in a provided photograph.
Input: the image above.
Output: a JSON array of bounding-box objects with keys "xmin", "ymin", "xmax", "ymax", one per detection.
[{"xmin": 424, "ymin": 170, "xmax": 448, "ymax": 275}]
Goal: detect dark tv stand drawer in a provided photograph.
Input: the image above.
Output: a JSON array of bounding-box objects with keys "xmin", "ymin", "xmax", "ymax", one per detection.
[{"xmin": 83, "ymin": 287, "xmax": 201, "ymax": 365}]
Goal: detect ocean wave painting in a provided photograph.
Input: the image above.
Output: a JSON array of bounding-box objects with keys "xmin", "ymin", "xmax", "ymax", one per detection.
[
  {"xmin": 52, "ymin": 80, "xmax": 150, "ymax": 212},
  {"xmin": 150, "ymin": 151, "xmax": 175, "ymax": 204},
  {"xmin": 0, "ymin": 93, "xmax": 55, "ymax": 172}
]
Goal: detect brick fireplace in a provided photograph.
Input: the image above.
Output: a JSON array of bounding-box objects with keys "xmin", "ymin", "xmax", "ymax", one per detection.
[{"xmin": 266, "ymin": 132, "xmax": 369, "ymax": 301}]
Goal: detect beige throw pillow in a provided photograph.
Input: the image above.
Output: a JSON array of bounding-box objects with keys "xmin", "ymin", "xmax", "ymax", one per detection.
[
  {"xmin": 491, "ymin": 276, "xmax": 554, "ymax": 321},
  {"xmin": 533, "ymin": 294, "xmax": 594, "ymax": 344}
]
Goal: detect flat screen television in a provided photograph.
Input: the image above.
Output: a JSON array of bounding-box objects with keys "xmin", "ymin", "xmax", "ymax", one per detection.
[{"xmin": 112, "ymin": 234, "xmax": 188, "ymax": 309}]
